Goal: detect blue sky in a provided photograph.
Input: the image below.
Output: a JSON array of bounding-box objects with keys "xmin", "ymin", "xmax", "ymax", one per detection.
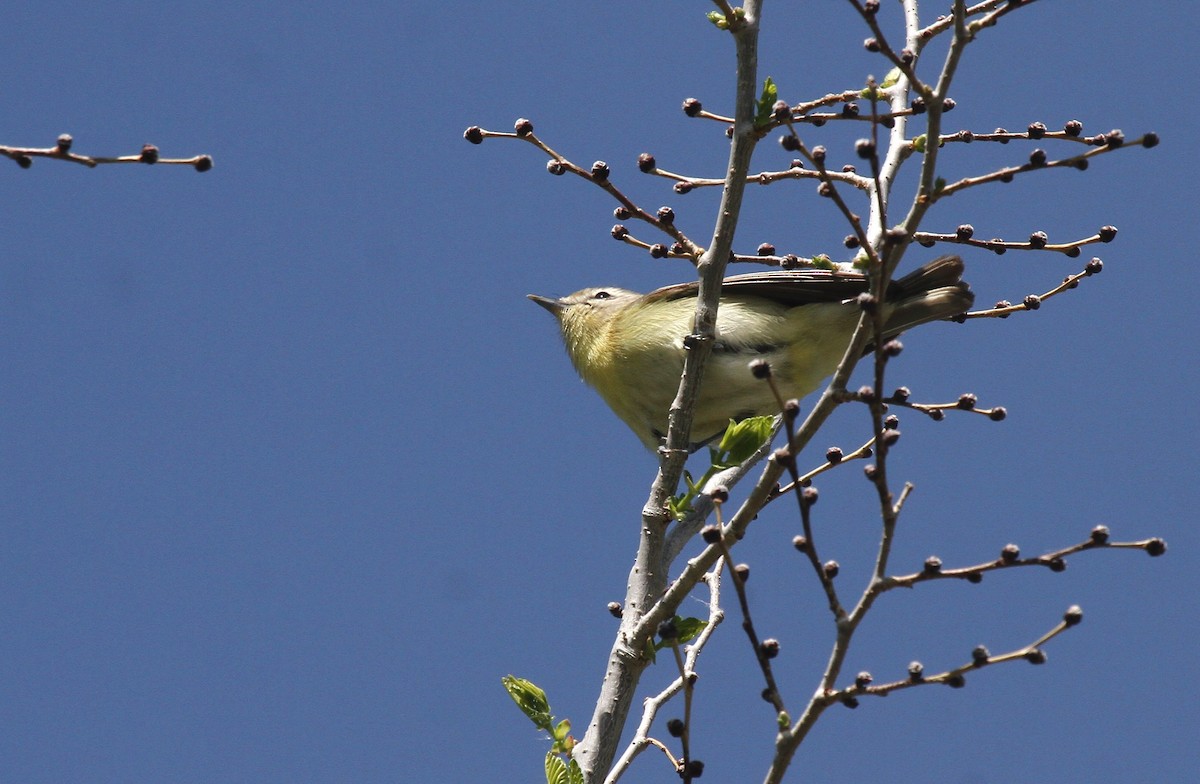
[{"xmin": 0, "ymin": 2, "xmax": 1194, "ymax": 782}]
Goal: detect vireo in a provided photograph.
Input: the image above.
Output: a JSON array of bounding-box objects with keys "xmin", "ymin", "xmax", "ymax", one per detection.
[{"xmin": 529, "ymin": 255, "xmax": 973, "ymax": 450}]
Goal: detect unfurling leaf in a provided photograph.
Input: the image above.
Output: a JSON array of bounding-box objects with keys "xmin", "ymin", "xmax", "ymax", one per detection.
[
  {"xmin": 755, "ymin": 77, "xmax": 779, "ymax": 126},
  {"xmin": 706, "ymin": 10, "xmax": 728, "ymax": 29},
  {"xmin": 546, "ymin": 752, "xmax": 568, "ymax": 784},
  {"xmin": 503, "ymin": 675, "xmax": 553, "ymax": 730}
]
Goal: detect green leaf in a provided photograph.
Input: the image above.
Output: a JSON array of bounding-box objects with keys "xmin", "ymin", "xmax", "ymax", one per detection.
[
  {"xmin": 502, "ymin": 675, "xmax": 553, "ymax": 731},
  {"xmin": 714, "ymin": 416, "xmax": 775, "ymax": 466},
  {"xmin": 911, "ymin": 134, "xmax": 927, "ymax": 153},
  {"xmin": 653, "ymin": 615, "xmax": 709, "ymax": 651},
  {"xmin": 755, "ymin": 76, "xmax": 778, "ymax": 126},
  {"xmin": 673, "ymin": 616, "xmax": 708, "ymax": 645},
  {"xmin": 567, "ymin": 759, "xmax": 584, "ymax": 784},
  {"xmin": 552, "ymin": 718, "xmax": 572, "ymax": 743},
  {"xmin": 546, "ymin": 752, "xmax": 568, "ymax": 784},
  {"xmin": 777, "ymin": 710, "xmax": 791, "ymax": 730},
  {"xmin": 880, "ymin": 66, "xmax": 902, "ymax": 89},
  {"xmin": 705, "ymin": 10, "xmax": 728, "ymax": 29},
  {"xmin": 669, "ymin": 493, "xmax": 692, "ymax": 520}
]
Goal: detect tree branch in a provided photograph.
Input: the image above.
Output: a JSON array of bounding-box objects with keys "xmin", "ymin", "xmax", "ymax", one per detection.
[{"xmin": 574, "ymin": 4, "xmax": 765, "ymax": 780}]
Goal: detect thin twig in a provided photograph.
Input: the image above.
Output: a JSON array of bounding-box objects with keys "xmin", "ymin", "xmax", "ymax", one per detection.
[
  {"xmin": 712, "ymin": 503, "xmax": 788, "ymax": 715},
  {"xmin": 604, "ymin": 569, "xmax": 725, "ymax": 784},
  {"xmin": 933, "ymin": 133, "xmax": 1157, "ymax": 201},
  {"xmin": 963, "ymin": 258, "xmax": 1104, "ymax": 319},
  {"xmin": 837, "ymin": 607, "xmax": 1080, "ymax": 702},
  {"xmin": 914, "ymin": 225, "xmax": 1117, "ymax": 256}
]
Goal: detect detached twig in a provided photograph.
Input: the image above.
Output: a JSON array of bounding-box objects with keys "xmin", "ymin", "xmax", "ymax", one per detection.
[{"xmin": 0, "ymin": 134, "xmax": 212, "ymax": 171}]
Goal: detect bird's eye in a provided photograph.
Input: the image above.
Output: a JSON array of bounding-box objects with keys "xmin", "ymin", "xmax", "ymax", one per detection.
[{"xmin": 592, "ymin": 290, "xmax": 612, "ymax": 300}]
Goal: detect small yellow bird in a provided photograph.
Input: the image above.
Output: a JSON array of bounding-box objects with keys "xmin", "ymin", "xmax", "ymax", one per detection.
[{"xmin": 529, "ymin": 255, "xmax": 973, "ymax": 450}]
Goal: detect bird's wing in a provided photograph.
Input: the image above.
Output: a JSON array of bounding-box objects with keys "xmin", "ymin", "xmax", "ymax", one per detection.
[
  {"xmin": 717, "ymin": 270, "xmax": 871, "ymax": 305},
  {"xmin": 642, "ymin": 269, "xmax": 870, "ymax": 307},
  {"xmin": 641, "ymin": 255, "xmax": 966, "ymax": 308}
]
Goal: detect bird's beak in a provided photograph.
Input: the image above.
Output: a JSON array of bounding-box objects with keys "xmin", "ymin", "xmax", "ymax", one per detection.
[{"xmin": 527, "ymin": 294, "xmax": 565, "ymax": 315}]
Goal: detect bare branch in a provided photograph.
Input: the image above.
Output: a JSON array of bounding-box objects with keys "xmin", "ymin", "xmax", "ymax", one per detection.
[{"xmin": 464, "ymin": 122, "xmax": 703, "ymax": 259}]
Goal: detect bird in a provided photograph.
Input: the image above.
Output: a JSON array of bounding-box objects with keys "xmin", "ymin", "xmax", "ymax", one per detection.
[{"xmin": 528, "ymin": 254, "xmax": 973, "ymax": 450}]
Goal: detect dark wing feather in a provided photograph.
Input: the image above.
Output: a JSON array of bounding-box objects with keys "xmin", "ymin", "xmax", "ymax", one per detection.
[
  {"xmin": 642, "ymin": 269, "xmax": 869, "ymax": 307},
  {"xmin": 641, "ymin": 255, "xmax": 966, "ymax": 308},
  {"xmin": 715, "ymin": 269, "xmax": 871, "ymax": 305}
]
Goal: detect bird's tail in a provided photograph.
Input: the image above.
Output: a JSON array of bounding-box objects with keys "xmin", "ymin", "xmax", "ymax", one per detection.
[{"xmin": 883, "ymin": 255, "xmax": 974, "ymax": 336}]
